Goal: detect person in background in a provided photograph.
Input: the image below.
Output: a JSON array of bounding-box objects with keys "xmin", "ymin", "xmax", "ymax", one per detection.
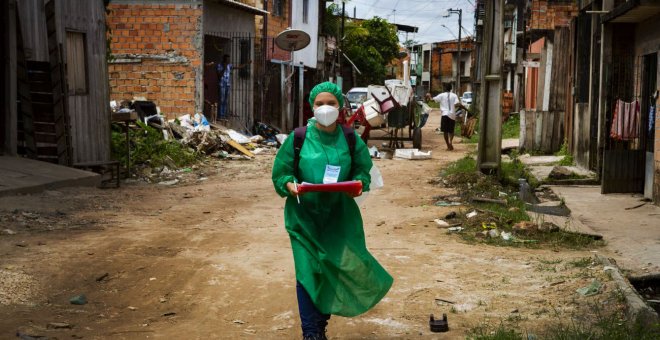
[
  {"xmin": 207, "ymin": 54, "xmax": 250, "ymax": 120},
  {"xmin": 271, "ymin": 82, "xmax": 393, "ymax": 340},
  {"xmin": 433, "ymin": 83, "xmax": 460, "ymax": 150}
]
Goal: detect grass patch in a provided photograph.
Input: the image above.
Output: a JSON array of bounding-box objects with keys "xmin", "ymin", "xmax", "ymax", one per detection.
[
  {"xmin": 467, "ymin": 303, "xmax": 660, "ymax": 340},
  {"xmin": 467, "ymin": 323, "xmax": 526, "ymax": 340},
  {"xmin": 500, "ymin": 150, "xmax": 540, "ymax": 189},
  {"xmin": 438, "ymin": 156, "xmax": 603, "ymax": 250},
  {"xmin": 441, "ymin": 155, "xmax": 477, "ymax": 177},
  {"xmin": 567, "ymin": 257, "xmax": 594, "ymax": 268},
  {"xmin": 555, "ymin": 140, "xmax": 574, "ymax": 166},
  {"xmin": 502, "ymin": 114, "xmax": 520, "ymax": 139}
]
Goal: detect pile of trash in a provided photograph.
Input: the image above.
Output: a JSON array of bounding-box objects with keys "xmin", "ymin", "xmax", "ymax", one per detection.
[{"xmin": 111, "ymin": 99, "xmax": 283, "ymax": 160}]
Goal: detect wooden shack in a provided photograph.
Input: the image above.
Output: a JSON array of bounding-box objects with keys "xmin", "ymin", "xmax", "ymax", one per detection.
[{"xmin": 2, "ymin": 0, "xmax": 110, "ymax": 164}]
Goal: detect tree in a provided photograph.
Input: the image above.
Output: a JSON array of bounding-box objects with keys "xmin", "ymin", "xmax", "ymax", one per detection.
[{"xmin": 343, "ymin": 17, "xmax": 400, "ymax": 85}]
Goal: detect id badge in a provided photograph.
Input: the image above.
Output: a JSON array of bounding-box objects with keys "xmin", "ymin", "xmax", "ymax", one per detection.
[{"xmin": 323, "ymin": 165, "xmax": 341, "ymax": 184}]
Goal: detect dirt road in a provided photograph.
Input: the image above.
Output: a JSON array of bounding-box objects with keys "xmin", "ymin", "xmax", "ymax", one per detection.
[{"xmin": 1, "ymin": 111, "xmax": 620, "ymax": 339}]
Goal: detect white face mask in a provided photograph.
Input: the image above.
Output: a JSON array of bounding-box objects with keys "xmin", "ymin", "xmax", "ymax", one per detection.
[{"xmin": 314, "ymin": 105, "xmax": 339, "ymax": 127}]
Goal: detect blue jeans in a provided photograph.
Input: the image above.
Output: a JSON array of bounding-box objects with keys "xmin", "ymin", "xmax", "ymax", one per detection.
[
  {"xmin": 218, "ymin": 83, "xmax": 230, "ymax": 119},
  {"xmin": 296, "ymin": 281, "xmax": 330, "ymax": 338}
]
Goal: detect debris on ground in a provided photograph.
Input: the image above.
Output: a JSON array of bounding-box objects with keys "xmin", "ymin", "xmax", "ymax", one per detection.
[
  {"xmin": 394, "ymin": 148, "xmax": 432, "ymax": 160},
  {"xmin": 576, "ymin": 279, "xmax": 603, "ymax": 296},
  {"xmin": 111, "ymin": 99, "xmax": 285, "ymax": 183},
  {"xmin": 69, "ymin": 294, "xmax": 87, "ymax": 305},
  {"xmin": 548, "ymin": 166, "xmax": 576, "ymax": 180}
]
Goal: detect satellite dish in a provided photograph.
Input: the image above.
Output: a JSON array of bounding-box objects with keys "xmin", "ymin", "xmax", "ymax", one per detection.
[{"xmin": 275, "ymin": 29, "xmax": 311, "ymax": 51}]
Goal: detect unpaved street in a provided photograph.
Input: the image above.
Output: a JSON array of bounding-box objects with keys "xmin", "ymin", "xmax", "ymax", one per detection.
[{"xmin": 1, "ymin": 111, "xmax": 621, "ymax": 339}]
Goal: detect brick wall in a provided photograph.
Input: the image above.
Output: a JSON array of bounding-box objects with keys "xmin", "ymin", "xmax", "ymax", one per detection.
[
  {"xmin": 530, "ymin": 0, "xmax": 578, "ymax": 30},
  {"xmin": 107, "ymin": 3, "xmax": 202, "ymax": 119},
  {"xmin": 255, "ymin": 0, "xmax": 292, "ymax": 60},
  {"xmin": 430, "ymin": 40, "xmax": 474, "ymax": 93}
]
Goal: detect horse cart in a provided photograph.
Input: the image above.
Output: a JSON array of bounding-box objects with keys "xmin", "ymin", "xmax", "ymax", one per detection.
[{"xmin": 343, "ymin": 82, "xmax": 431, "ymax": 149}]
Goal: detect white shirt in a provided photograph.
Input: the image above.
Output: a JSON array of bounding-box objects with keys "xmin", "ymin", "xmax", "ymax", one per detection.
[{"xmin": 432, "ymin": 92, "xmax": 460, "ymax": 120}]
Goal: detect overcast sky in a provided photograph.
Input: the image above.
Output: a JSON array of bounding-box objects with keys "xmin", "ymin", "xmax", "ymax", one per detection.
[{"xmin": 330, "ymin": 0, "xmax": 477, "ymax": 45}]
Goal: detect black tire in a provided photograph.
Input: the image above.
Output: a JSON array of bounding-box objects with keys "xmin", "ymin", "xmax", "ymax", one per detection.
[{"xmin": 412, "ymin": 127, "xmax": 422, "ymax": 149}]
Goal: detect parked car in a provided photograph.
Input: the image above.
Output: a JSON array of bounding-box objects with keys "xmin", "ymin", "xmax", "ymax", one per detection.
[
  {"xmin": 346, "ymin": 87, "xmax": 369, "ymax": 113},
  {"xmin": 461, "ymin": 91, "xmax": 473, "ymax": 108}
]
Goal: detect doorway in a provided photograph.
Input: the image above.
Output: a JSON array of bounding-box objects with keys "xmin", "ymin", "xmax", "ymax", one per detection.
[{"xmin": 642, "ymin": 52, "xmax": 657, "ymax": 199}]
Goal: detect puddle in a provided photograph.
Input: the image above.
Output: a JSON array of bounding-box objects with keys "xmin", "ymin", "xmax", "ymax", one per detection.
[{"xmin": 629, "ymin": 274, "xmax": 660, "ymax": 313}]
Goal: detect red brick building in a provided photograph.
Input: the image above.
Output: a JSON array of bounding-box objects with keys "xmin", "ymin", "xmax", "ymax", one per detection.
[
  {"xmin": 106, "ymin": 0, "xmax": 268, "ymax": 124},
  {"xmin": 529, "ymin": 0, "xmax": 578, "ymax": 30},
  {"xmin": 414, "ymin": 38, "xmax": 474, "ymax": 96},
  {"xmin": 107, "ymin": 2, "xmax": 203, "ymax": 118}
]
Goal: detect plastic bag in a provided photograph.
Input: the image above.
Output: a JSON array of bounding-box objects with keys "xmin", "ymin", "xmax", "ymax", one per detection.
[{"xmin": 354, "ymin": 164, "xmax": 384, "ymax": 205}]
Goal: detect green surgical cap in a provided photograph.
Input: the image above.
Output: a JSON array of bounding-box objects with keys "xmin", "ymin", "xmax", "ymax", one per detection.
[{"xmin": 309, "ymin": 81, "xmax": 344, "ymax": 108}]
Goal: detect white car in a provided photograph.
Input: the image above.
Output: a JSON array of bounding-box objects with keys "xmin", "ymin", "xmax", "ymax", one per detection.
[
  {"xmin": 461, "ymin": 91, "xmax": 472, "ymax": 109},
  {"xmin": 346, "ymin": 87, "xmax": 369, "ymax": 113}
]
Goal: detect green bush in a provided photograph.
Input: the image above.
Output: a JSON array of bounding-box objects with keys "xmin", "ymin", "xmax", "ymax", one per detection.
[
  {"xmin": 555, "ymin": 140, "xmax": 574, "ymax": 166},
  {"xmin": 111, "ymin": 121, "xmax": 199, "ymax": 169}
]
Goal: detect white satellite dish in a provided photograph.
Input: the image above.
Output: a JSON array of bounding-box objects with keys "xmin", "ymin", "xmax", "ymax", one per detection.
[{"xmin": 275, "ymin": 29, "xmax": 311, "ymax": 51}]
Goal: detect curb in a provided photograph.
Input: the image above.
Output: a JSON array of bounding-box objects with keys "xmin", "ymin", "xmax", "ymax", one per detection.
[{"xmin": 595, "ymin": 254, "xmax": 659, "ymax": 325}]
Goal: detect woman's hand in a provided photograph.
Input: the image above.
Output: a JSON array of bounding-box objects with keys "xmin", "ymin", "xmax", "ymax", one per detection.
[
  {"xmin": 286, "ymin": 182, "xmax": 300, "ymax": 196},
  {"xmin": 347, "ymin": 180, "xmax": 363, "ymax": 198}
]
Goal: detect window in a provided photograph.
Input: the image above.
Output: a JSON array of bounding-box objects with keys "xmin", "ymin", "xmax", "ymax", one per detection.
[
  {"xmin": 303, "ymin": 0, "xmax": 309, "ymax": 23},
  {"xmin": 423, "ymin": 50, "xmax": 430, "ymax": 69},
  {"xmin": 239, "ymin": 39, "xmax": 251, "ymax": 79},
  {"xmin": 66, "ymin": 31, "xmax": 87, "ymax": 95},
  {"xmin": 273, "ymin": 0, "xmax": 284, "ymax": 17},
  {"xmin": 460, "ymin": 61, "xmax": 466, "ymax": 76}
]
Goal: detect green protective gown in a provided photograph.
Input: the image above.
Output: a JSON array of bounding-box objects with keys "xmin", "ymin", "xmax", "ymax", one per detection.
[{"xmin": 272, "ymin": 120, "xmax": 393, "ymax": 317}]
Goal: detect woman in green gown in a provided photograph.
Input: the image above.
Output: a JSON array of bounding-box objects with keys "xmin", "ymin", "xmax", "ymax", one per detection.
[{"xmin": 272, "ymin": 82, "xmax": 393, "ymax": 340}]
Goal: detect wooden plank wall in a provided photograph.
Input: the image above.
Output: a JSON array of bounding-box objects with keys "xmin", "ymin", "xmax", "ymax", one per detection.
[
  {"xmin": 57, "ymin": 0, "xmax": 110, "ymax": 163},
  {"xmin": 16, "ymin": 0, "xmax": 49, "ymax": 62},
  {"xmin": 523, "ymin": 110, "xmax": 565, "ymax": 153},
  {"xmin": 522, "ymin": 27, "xmax": 570, "ymax": 154}
]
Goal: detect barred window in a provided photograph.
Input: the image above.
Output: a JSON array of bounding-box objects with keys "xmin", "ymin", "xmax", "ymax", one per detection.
[{"xmin": 274, "ymin": 0, "xmax": 284, "ymax": 17}]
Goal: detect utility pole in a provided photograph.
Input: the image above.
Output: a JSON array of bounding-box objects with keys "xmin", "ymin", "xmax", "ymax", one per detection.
[
  {"xmin": 477, "ymin": 0, "xmax": 504, "ymax": 174},
  {"xmin": 261, "ymin": 0, "xmax": 268, "ymax": 122},
  {"xmin": 338, "ymin": 0, "xmax": 345, "ymax": 91},
  {"xmin": 446, "ymin": 8, "xmax": 462, "ymax": 95}
]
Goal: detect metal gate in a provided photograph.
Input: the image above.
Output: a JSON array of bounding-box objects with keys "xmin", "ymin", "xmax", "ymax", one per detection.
[
  {"xmin": 203, "ymin": 32, "xmax": 266, "ymax": 132},
  {"xmin": 601, "ymin": 25, "xmax": 646, "ymax": 194}
]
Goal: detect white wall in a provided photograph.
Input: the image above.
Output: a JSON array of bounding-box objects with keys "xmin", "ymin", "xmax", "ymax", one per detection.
[{"xmin": 291, "ymin": 0, "xmax": 319, "ymax": 68}]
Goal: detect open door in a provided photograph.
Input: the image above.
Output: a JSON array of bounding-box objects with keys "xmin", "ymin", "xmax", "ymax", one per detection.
[
  {"xmin": 642, "ymin": 53, "xmax": 657, "ymax": 199},
  {"xmin": 601, "ymin": 25, "xmax": 645, "ymax": 194}
]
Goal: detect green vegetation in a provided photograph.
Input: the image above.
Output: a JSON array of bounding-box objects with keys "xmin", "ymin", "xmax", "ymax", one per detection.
[
  {"xmin": 441, "ymin": 155, "xmax": 477, "ymax": 177},
  {"xmin": 567, "ymin": 257, "xmax": 594, "ymax": 268},
  {"xmin": 324, "ymin": 4, "xmax": 400, "ymax": 85},
  {"xmin": 500, "ymin": 150, "xmax": 539, "ymax": 188},
  {"xmin": 111, "ymin": 121, "xmax": 199, "ymax": 170},
  {"xmin": 502, "ymin": 114, "xmax": 520, "ymax": 139},
  {"xmin": 438, "ymin": 156, "xmax": 603, "ymax": 250},
  {"xmin": 467, "ymin": 304, "xmax": 660, "ymax": 340},
  {"xmin": 555, "ymin": 140, "xmax": 575, "ymax": 166}
]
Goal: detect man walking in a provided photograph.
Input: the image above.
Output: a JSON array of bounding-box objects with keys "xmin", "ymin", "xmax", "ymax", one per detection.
[{"xmin": 433, "ymin": 84, "xmax": 460, "ymax": 150}]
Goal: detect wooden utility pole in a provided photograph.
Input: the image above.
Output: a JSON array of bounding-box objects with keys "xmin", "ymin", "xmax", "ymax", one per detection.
[
  {"xmin": 477, "ymin": 0, "xmax": 504, "ymax": 174},
  {"xmin": 338, "ymin": 0, "xmax": 345, "ymax": 91}
]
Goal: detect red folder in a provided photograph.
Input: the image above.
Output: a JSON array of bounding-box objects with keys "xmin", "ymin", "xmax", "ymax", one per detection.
[{"xmin": 298, "ymin": 181, "xmax": 363, "ymax": 196}]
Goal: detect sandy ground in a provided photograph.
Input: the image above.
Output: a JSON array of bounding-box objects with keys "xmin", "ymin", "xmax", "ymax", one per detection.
[{"xmin": 0, "ymin": 110, "xmax": 624, "ymax": 339}]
